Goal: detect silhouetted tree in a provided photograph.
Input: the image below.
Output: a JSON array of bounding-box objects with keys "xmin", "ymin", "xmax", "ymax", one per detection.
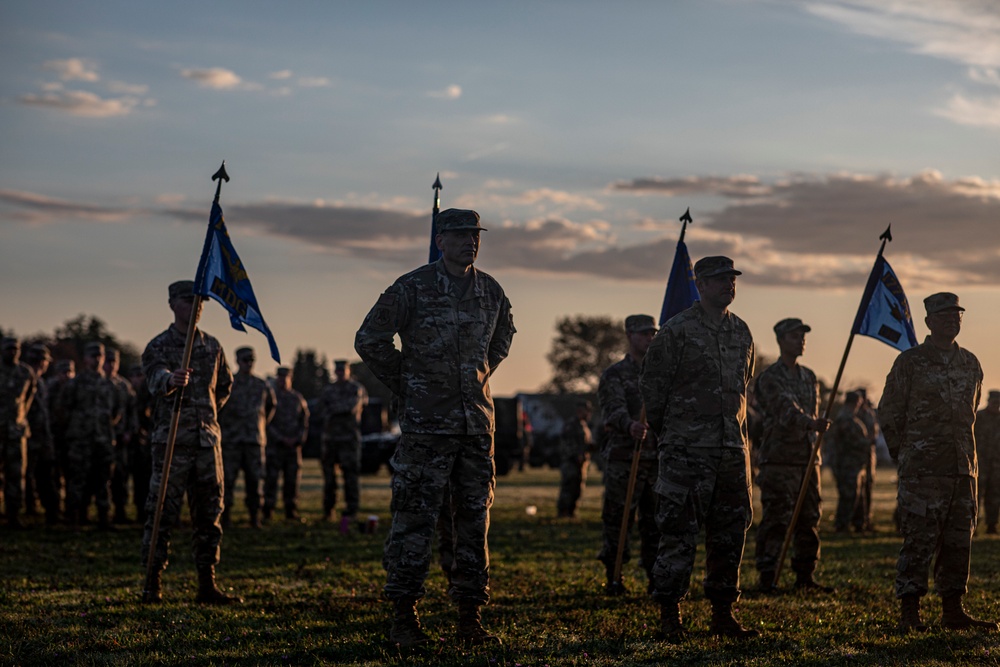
[
  {"xmin": 545, "ymin": 315, "xmax": 626, "ymax": 393},
  {"xmin": 53, "ymin": 314, "xmax": 140, "ymax": 371}
]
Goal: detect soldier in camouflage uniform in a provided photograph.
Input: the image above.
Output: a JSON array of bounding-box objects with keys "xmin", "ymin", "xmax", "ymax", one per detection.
[
  {"xmin": 854, "ymin": 389, "xmax": 880, "ymax": 532},
  {"xmin": 830, "ymin": 391, "xmax": 869, "ymax": 533},
  {"xmin": 127, "ymin": 365, "xmax": 154, "ymax": 524},
  {"xmin": 47, "ymin": 359, "xmax": 75, "ymax": 517},
  {"xmin": 318, "ymin": 359, "xmax": 368, "ymax": 527},
  {"xmin": 597, "ymin": 315, "xmax": 660, "ymax": 595},
  {"xmin": 140, "ymin": 280, "xmax": 240, "ymax": 605},
  {"xmin": 219, "ymin": 346, "xmax": 275, "ymax": 528},
  {"xmin": 976, "ymin": 390, "xmax": 1000, "ymax": 534},
  {"xmin": 1, "ymin": 337, "xmax": 37, "ymax": 529},
  {"xmin": 105, "ymin": 348, "xmax": 138, "ymax": 524},
  {"xmin": 879, "ymin": 292, "xmax": 996, "ymax": 632},
  {"xmin": 640, "ymin": 256, "xmax": 758, "ymax": 640},
  {"xmin": 263, "ymin": 367, "xmax": 308, "ymax": 521},
  {"xmin": 752, "ymin": 318, "xmax": 832, "ymax": 592},
  {"xmin": 356, "ymin": 208, "xmax": 515, "ymax": 648},
  {"xmin": 57, "ymin": 342, "xmax": 121, "ymax": 530},
  {"xmin": 23, "ymin": 344, "xmax": 58, "ymax": 525},
  {"xmin": 557, "ymin": 399, "xmax": 593, "ymax": 519}
]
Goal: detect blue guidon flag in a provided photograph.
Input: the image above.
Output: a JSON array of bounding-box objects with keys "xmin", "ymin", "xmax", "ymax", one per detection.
[
  {"xmin": 850, "ymin": 254, "xmax": 918, "ymax": 352},
  {"xmin": 194, "ymin": 200, "xmax": 281, "ymax": 363},
  {"xmin": 659, "ymin": 238, "xmax": 700, "ymax": 327}
]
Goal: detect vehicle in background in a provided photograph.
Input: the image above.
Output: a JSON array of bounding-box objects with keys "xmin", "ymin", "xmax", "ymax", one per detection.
[
  {"xmin": 303, "ymin": 396, "xmax": 400, "ymax": 475},
  {"xmin": 518, "ymin": 393, "xmax": 599, "ymax": 469}
]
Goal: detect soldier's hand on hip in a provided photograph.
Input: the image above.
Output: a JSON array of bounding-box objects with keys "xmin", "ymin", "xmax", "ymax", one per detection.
[{"xmin": 169, "ymin": 368, "xmax": 193, "ymax": 388}]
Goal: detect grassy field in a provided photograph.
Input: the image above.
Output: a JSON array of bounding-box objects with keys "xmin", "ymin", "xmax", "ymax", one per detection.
[{"xmin": 2, "ymin": 463, "xmax": 998, "ymax": 666}]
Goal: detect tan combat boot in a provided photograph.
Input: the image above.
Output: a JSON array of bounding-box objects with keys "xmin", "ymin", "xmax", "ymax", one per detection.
[
  {"xmin": 899, "ymin": 593, "xmax": 927, "ymax": 632},
  {"xmin": 456, "ymin": 599, "xmax": 501, "ymax": 646},
  {"xmin": 941, "ymin": 594, "xmax": 999, "ymax": 631},
  {"xmin": 389, "ymin": 597, "xmax": 431, "ymax": 648},
  {"xmin": 194, "ymin": 565, "xmax": 244, "ymax": 605},
  {"xmin": 709, "ymin": 599, "xmax": 759, "ymax": 639}
]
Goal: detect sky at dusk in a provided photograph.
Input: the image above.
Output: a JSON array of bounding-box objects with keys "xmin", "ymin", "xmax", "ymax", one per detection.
[{"xmin": 2, "ymin": 1, "xmax": 999, "ymax": 401}]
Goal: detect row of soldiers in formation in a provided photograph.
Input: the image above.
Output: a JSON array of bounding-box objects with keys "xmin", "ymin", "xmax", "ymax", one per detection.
[{"xmin": 0, "ymin": 336, "xmax": 370, "ymax": 533}]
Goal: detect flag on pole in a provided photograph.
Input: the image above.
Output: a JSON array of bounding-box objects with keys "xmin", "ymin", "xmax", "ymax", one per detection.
[
  {"xmin": 428, "ymin": 212, "xmax": 441, "ymax": 263},
  {"xmin": 194, "ymin": 200, "xmax": 281, "ymax": 362},
  {"xmin": 850, "ymin": 254, "xmax": 917, "ymax": 352},
  {"xmin": 659, "ymin": 238, "xmax": 700, "ymax": 326}
]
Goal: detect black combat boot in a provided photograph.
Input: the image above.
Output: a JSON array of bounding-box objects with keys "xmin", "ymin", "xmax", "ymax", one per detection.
[
  {"xmin": 248, "ymin": 508, "xmax": 261, "ymax": 529},
  {"xmin": 194, "ymin": 565, "xmax": 243, "ymax": 605},
  {"xmin": 899, "ymin": 593, "xmax": 928, "ymax": 632},
  {"xmin": 659, "ymin": 602, "xmax": 685, "ymax": 642},
  {"xmin": 941, "ymin": 594, "xmax": 999, "ymax": 631},
  {"xmin": 709, "ymin": 599, "xmax": 759, "ymax": 639},
  {"xmin": 758, "ymin": 571, "xmax": 776, "ymax": 593},
  {"xmin": 389, "ymin": 597, "xmax": 431, "ymax": 648},
  {"xmin": 113, "ymin": 505, "xmax": 129, "ymax": 525},
  {"xmin": 456, "ymin": 599, "xmax": 501, "ymax": 646}
]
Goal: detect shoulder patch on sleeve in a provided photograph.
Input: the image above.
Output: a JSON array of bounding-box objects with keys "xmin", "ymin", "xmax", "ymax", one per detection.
[{"xmin": 377, "ymin": 292, "xmax": 396, "ymax": 307}]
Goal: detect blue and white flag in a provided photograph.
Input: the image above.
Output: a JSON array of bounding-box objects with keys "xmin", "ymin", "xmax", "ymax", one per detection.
[
  {"xmin": 428, "ymin": 211, "xmax": 441, "ymax": 263},
  {"xmin": 850, "ymin": 254, "xmax": 917, "ymax": 352},
  {"xmin": 659, "ymin": 239, "xmax": 700, "ymax": 326},
  {"xmin": 194, "ymin": 201, "xmax": 281, "ymax": 363}
]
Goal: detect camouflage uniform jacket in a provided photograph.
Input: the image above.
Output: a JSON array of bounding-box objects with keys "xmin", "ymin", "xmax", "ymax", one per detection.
[
  {"xmin": 318, "ymin": 379, "xmax": 367, "ymax": 442},
  {"xmin": 142, "ymin": 325, "xmax": 232, "ymax": 448},
  {"xmin": 109, "ymin": 373, "xmax": 137, "ymax": 442},
  {"xmin": 560, "ymin": 416, "xmax": 593, "ymax": 463},
  {"xmin": 56, "ymin": 369, "xmax": 121, "ymax": 445},
  {"xmin": 218, "ymin": 372, "xmax": 276, "ymax": 445},
  {"xmin": 878, "ymin": 337, "xmax": 982, "ymax": 478},
  {"xmin": 355, "ymin": 258, "xmax": 515, "ymax": 435},
  {"xmin": 754, "ymin": 360, "xmax": 819, "ymax": 466},
  {"xmin": 830, "ymin": 406, "xmax": 869, "ymax": 460},
  {"xmin": 1, "ymin": 360, "xmax": 36, "ymax": 440},
  {"xmin": 640, "ymin": 301, "xmax": 755, "ymax": 449},
  {"xmin": 858, "ymin": 402, "xmax": 880, "ymax": 448},
  {"xmin": 267, "ymin": 387, "xmax": 309, "ymax": 446},
  {"xmin": 598, "ymin": 355, "xmax": 658, "ymax": 462},
  {"xmin": 27, "ymin": 375, "xmax": 54, "ymax": 457},
  {"xmin": 974, "ymin": 409, "xmax": 1000, "ymax": 480}
]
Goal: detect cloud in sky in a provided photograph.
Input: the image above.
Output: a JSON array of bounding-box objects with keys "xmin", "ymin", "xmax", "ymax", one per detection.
[
  {"xmin": 180, "ymin": 67, "xmax": 245, "ymax": 89},
  {"xmin": 297, "ymin": 76, "xmax": 330, "ymax": 88},
  {"xmin": 42, "ymin": 58, "xmax": 99, "ymax": 82},
  {"xmin": 427, "ymin": 84, "xmax": 462, "ymax": 99},
  {"xmin": 612, "ymin": 175, "xmax": 771, "ymax": 199},
  {"xmin": 3, "ymin": 171, "xmax": 998, "ymax": 289},
  {"xmin": 934, "ymin": 93, "xmax": 1000, "ymax": 128},
  {"xmin": 17, "ymin": 90, "xmax": 141, "ymax": 117},
  {"xmin": 269, "ymin": 70, "xmax": 293, "ymax": 80}
]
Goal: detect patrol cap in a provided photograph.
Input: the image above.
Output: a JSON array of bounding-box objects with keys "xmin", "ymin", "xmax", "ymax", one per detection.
[
  {"xmin": 988, "ymin": 390, "xmax": 1000, "ymax": 401},
  {"xmin": 844, "ymin": 390, "xmax": 861, "ymax": 405},
  {"xmin": 624, "ymin": 314, "xmax": 657, "ymax": 334},
  {"xmin": 276, "ymin": 366, "xmax": 291, "ymax": 376},
  {"xmin": 334, "ymin": 359, "xmax": 348, "ymax": 368},
  {"xmin": 774, "ymin": 318, "xmax": 811, "ymax": 337},
  {"xmin": 235, "ymin": 347, "xmax": 255, "ymax": 361},
  {"xmin": 25, "ymin": 344, "xmax": 52, "ymax": 362},
  {"xmin": 84, "ymin": 342, "xmax": 106, "ymax": 357},
  {"xmin": 1, "ymin": 337, "xmax": 19, "ymax": 350},
  {"xmin": 693, "ymin": 255, "xmax": 742, "ymax": 280},
  {"xmin": 576, "ymin": 399, "xmax": 593, "ymax": 410},
  {"xmin": 55, "ymin": 359, "xmax": 75, "ymax": 373},
  {"xmin": 168, "ymin": 280, "xmax": 195, "ymax": 300},
  {"xmin": 436, "ymin": 208, "xmax": 487, "ymax": 233},
  {"xmin": 924, "ymin": 292, "xmax": 964, "ymax": 315},
  {"xmin": 105, "ymin": 347, "xmax": 119, "ymax": 361}
]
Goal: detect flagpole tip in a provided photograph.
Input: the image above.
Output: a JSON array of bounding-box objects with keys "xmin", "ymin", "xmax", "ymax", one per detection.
[
  {"xmin": 213, "ymin": 162, "xmax": 230, "ymax": 183},
  {"xmin": 679, "ymin": 207, "xmax": 693, "ymax": 224},
  {"xmin": 433, "ymin": 173, "xmax": 443, "ymax": 190},
  {"xmin": 879, "ymin": 224, "xmax": 892, "ymax": 242}
]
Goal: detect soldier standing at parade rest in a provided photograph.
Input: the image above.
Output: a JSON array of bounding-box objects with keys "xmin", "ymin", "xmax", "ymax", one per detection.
[
  {"xmin": 640, "ymin": 255, "xmax": 758, "ymax": 640},
  {"xmin": 556, "ymin": 399, "xmax": 593, "ymax": 519},
  {"xmin": 47, "ymin": 359, "xmax": 75, "ymax": 519},
  {"xmin": 752, "ymin": 318, "xmax": 832, "ymax": 592},
  {"xmin": 0, "ymin": 337, "xmax": 37, "ymax": 529},
  {"xmin": 105, "ymin": 348, "xmax": 138, "ymax": 524},
  {"xmin": 127, "ymin": 365, "xmax": 154, "ymax": 524},
  {"xmin": 140, "ymin": 280, "xmax": 240, "ymax": 605},
  {"xmin": 356, "ymin": 208, "xmax": 515, "ymax": 648},
  {"xmin": 854, "ymin": 388, "xmax": 880, "ymax": 532},
  {"xmin": 976, "ymin": 390, "xmax": 1000, "ymax": 534},
  {"xmin": 218, "ymin": 346, "xmax": 275, "ymax": 529},
  {"xmin": 23, "ymin": 344, "xmax": 58, "ymax": 525},
  {"xmin": 263, "ymin": 367, "xmax": 308, "ymax": 522},
  {"xmin": 830, "ymin": 391, "xmax": 870, "ymax": 534},
  {"xmin": 879, "ymin": 292, "xmax": 997, "ymax": 632},
  {"xmin": 597, "ymin": 315, "xmax": 660, "ymax": 594},
  {"xmin": 57, "ymin": 342, "xmax": 121, "ymax": 530},
  {"xmin": 318, "ymin": 359, "xmax": 368, "ymax": 529}
]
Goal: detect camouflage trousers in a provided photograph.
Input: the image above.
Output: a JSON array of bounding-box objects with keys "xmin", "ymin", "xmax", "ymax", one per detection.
[
  {"xmin": 557, "ymin": 455, "xmax": 589, "ymax": 516},
  {"xmin": 597, "ymin": 457, "xmax": 659, "ymax": 579},
  {"xmin": 25, "ymin": 437, "xmax": 57, "ymax": 516},
  {"xmin": 264, "ymin": 445, "xmax": 301, "ymax": 515},
  {"xmin": 854, "ymin": 446, "xmax": 876, "ymax": 529},
  {"xmin": 321, "ymin": 437, "xmax": 361, "ymax": 517},
  {"xmin": 141, "ymin": 442, "xmax": 223, "ymax": 569},
  {"xmin": 222, "ymin": 441, "xmax": 263, "ymax": 513},
  {"xmin": 896, "ymin": 475, "xmax": 976, "ymax": 599},
  {"xmin": 1, "ymin": 435, "xmax": 27, "ymax": 516},
  {"xmin": 979, "ymin": 470, "xmax": 1000, "ymax": 528},
  {"xmin": 651, "ymin": 446, "xmax": 752, "ymax": 606},
  {"xmin": 65, "ymin": 439, "xmax": 115, "ymax": 517},
  {"xmin": 833, "ymin": 453, "xmax": 868, "ymax": 531},
  {"xmin": 754, "ymin": 462, "xmax": 821, "ymax": 577},
  {"xmin": 110, "ymin": 437, "xmax": 133, "ymax": 513},
  {"xmin": 132, "ymin": 442, "xmax": 152, "ymax": 523},
  {"xmin": 383, "ymin": 433, "xmax": 495, "ymax": 604}
]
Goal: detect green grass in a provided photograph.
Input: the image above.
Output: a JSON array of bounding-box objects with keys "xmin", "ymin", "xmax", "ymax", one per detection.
[{"xmin": 2, "ymin": 465, "xmax": 999, "ymax": 666}]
